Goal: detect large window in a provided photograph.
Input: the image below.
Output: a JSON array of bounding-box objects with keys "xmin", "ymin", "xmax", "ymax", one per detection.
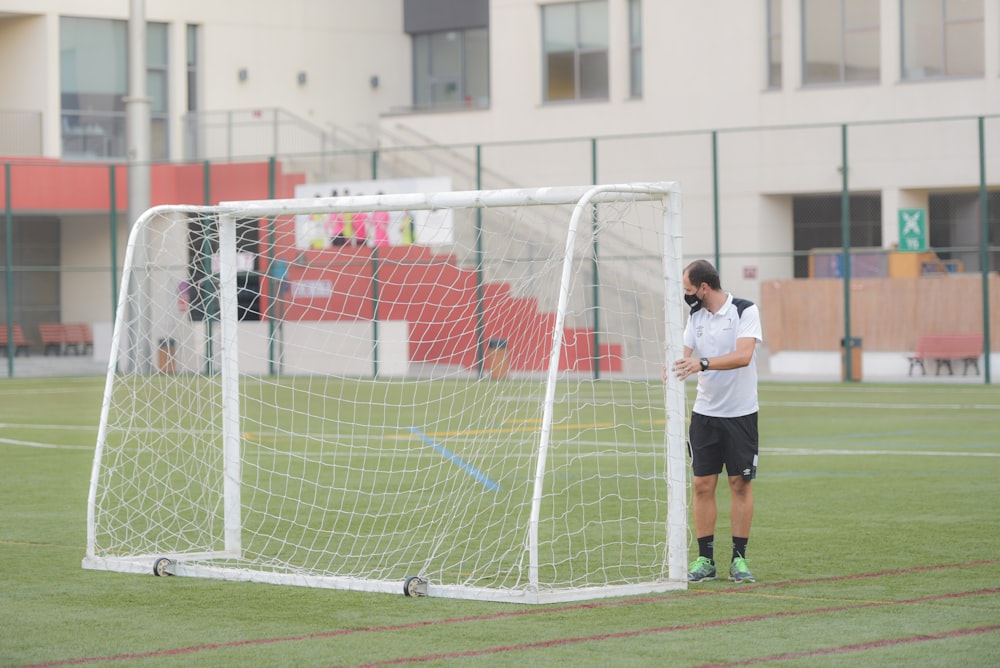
[
  {"xmin": 413, "ymin": 28, "xmax": 489, "ymax": 110},
  {"xmin": 930, "ymin": 191, "xmax": 1000, "ymax": 272},
  {"xmin": 802, "ymin": 0, "xmax": 880, "ymax": 85},
  {"xmin": 901, "ymin": 0, "xmax": 984, "ymax": 79},
  {"xmin": 542, "ymin": 1, "xmax": 609, "ymax": 102},
  {"xmin": 186, "ymin": 25, "xmax": 199, "ymax": 113},
  {"xmin": 60, "ymin": 17, "xmax": 168, "ymax": 160},
  {"xmin": 184, "ymin": 24, "xmax": 200, "ymax": 159},
  {"xmin": 767, "ymin": 0, "xmax": 782, "ymax": 89},
  {"xmin": 628, "ymin": 0, "xmax": 642, "ymax": 98},
  {"xmin": 792, "ymin": 194, "xmax": 882, "ymax": 278},
  {"xmin": 146, "ymin": 23, "xmax": 169, "ymax": 160}
]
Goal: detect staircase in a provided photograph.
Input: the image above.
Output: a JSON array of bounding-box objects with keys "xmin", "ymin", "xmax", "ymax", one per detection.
[
  {"xmin": 190, "ymin": 109, "xmax": 665, "ymax": 375},
  {"xmin": 264, "ymin": 244, "xmax": 622, "ymax": 374}
]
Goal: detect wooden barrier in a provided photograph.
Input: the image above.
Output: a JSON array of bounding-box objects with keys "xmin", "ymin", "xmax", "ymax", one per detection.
[{"xmin": 760, "ymin": 274, "xmax": 1000, "ymax": 353}]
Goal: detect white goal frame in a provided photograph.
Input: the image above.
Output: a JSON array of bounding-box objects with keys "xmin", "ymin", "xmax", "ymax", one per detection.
[{"xmin": 83, "ymin": 182, "xmax": 688, "ymax": 604}]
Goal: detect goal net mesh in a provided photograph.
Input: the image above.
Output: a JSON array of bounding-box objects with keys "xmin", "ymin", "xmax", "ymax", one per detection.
[{"xmin": 84, "ymin": 184, "xmax": 688, "ymax": 603}]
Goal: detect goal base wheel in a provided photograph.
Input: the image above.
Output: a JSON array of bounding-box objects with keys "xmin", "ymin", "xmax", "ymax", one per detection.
[
  {"xmin": 403, "ymin": 576, "xmax": 428, "ymax": 597},
  {"xmin": 152, "ymin": 557, "xmax": 175, "ymax": 577}
]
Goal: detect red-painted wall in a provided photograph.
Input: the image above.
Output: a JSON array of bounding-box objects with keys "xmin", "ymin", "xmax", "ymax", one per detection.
[
  {"xmin": 257, "ymin": 242, "xmax": 622, "ymax": 373},
  {"xmin": 0, "ymin": 158, "xmax": 304, "ymax": 211}
]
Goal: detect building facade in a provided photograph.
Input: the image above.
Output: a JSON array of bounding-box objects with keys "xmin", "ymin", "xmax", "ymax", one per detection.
[{"xmin": 1, "ymin": 0, "xmax": 998, "ymax": 373}]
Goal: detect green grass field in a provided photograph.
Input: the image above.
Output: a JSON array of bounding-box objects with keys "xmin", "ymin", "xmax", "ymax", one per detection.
[
  {"xmin": 1, "ymin": 377, "xmax": 999, "ymax": 667},
  {"xmin": 93, "ymin": 375, "xmax": 677, "ymax": 595}
]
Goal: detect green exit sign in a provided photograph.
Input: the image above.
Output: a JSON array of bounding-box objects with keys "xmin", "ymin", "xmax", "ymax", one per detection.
[{"xmin": 898, "ymin": 209, "xmax": 927, "ymax": 252}]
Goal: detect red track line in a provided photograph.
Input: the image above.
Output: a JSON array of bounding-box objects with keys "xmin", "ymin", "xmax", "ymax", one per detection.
[
  {"xmin": 346, "ymin": 589, "xmax": 1000, "ymax": 667},
  {"xmin": 21, "ymin": 561, "xmax": 1000, "ymax": 668},
  {"xmin": 742, "ymin": 558, "xmax": 1000, "ymax": 591},
  {"xmin": 692, "ymin": 625, "xmax": 1000, "ymax": 667}
]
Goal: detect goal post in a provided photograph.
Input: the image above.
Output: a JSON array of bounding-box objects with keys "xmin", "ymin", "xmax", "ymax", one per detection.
[{"xmin": 84, "ymin": 182, "xmax": 688, "ymax": 604}]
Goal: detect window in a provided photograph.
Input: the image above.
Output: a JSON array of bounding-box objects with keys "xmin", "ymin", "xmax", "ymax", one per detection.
[
  {"xmin": 792, "ymin": 194, "xmax": 882, "ymax": 278},
  {"xmin": 802, "ymin": 0, "xmax": 880, "ymax": 85},
  {"xmin": 767, "ymin": 0, "xmax": 782, "ymax": 88},
  {"xmin": 186, "ymin": 25, "xmax": 199, "ymax": 112},
  {"xmin": 542, "ymin": 1, "xmax": 609, "ymax": 102},
  {"xmin": 60, "ymin": 17, "xmax": 126, "ymax": 159},
  {"xmin": 60, "ymin": 17, "xmax": 169, "ymax": 160},
  {"xmin": 184, "ymin": 25, "xmax": 200, "ymax": 159},
  {"xmin": 147, "ymin": 23, "xmax": 169, "ymax": 161},
  {"xmin": 901, "ymin": 0, "xmax": 983, "ymax": 79},
  {"xmin": 929, "ymin": 191, "xmax": 1000, "ymax": 272},
  {"xmin": 629, "ymin": 0, "xmax": 642, "ymax": 98},
  {"xmin": 413, "ymin": 28, "xmax": 489, "ymax": 110}
]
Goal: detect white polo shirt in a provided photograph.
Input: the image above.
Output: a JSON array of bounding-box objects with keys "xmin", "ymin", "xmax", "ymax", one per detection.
[{"xmin": 683, "ymin": 293, "xmax": 763, "ymax": 418}]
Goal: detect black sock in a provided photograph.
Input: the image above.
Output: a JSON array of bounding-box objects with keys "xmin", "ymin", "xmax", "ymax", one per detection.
[
  {"xmin": 732, "ymin": 537, "xmax": 748, "ymax": 561},
  {"xmin": 698, "ymin": 535, "xmax": 714, "ymax": 563}
]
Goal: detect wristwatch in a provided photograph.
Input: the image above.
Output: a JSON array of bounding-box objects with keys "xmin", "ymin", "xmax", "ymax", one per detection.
[{"xmin": 699, "ymin": 357, "xmax": 710, "ymax": 371}]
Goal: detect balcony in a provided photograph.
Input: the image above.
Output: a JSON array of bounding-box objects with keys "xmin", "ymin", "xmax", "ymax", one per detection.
[{"xmin": 62, "ymin": 110, "xmax": 168, "ymax": 161}]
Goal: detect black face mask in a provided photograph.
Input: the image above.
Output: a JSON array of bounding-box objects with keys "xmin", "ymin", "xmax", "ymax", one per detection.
[{"xmin": 685, "ymin": 292, "xmax": 702, "ymax": 309}]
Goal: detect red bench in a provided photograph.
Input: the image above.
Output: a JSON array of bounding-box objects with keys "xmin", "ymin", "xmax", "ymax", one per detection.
[
  {"xmin": 38, "ymin": 323, "xmax": 69, "ymax": 355},
  {"xmin": 39, "ymin": 322, "xmax": 94, "ymax": 355},
  {"xmin": 64, "ymin": 323, "xmax": 94, "ymax": 355},
  {"xmin": 0, "ymin": 324, "xmax": 30, "ymax": 356},
  {"xmin": 907, "ymin": 334, "xmax": 983, "ymax": 376}
]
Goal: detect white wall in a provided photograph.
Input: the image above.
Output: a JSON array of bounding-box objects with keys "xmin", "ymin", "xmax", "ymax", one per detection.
[
  {"xmin": 2, "ymin": 0, "xmax": 999, "ymax": 154},
  {"xmin": 60, "ymin": 213, "xmax": 125, "ymax": 325},
  {"xmin": 390, "ymin": 0, "xmax": 1000, "ymax": 144},
  {"xmin": 0, "ymin": 0, "xmax": 412, "ymax": 158},
  {"xmin": 166, "ymin": 320, "xmax": 410, "ymax": 377},
  {"xmin": 157, "ymin": 0, "xmax": 411, "ymax": 146},
  {"xmin": 0, "ymin": 14, "xmax": 48, "ymax": 112},
  {"xmin": 3, "ymin": 0, "xmax": 998, "ymax": 162}
]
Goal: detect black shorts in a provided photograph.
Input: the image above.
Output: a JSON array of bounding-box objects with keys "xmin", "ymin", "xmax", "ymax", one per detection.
[{"xmin": 688, "ymin": 412, "xmax": 758, "ymax": 479}]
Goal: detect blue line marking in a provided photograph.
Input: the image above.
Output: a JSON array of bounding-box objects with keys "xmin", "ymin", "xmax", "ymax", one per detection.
[{"xmin": 408, "ymin": 427, "xmax": 501, "ymax": 492}]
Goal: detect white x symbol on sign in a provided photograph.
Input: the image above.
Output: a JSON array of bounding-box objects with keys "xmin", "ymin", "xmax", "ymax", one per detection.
[{"xmin": 901, "ymin": 211, "xmax": 922, "ymax": 235}]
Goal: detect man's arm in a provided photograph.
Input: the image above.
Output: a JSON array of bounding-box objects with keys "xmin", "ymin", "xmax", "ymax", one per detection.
[{"xmin": 700, "ymin": 337, "xmax": 756, "ymax": 371}]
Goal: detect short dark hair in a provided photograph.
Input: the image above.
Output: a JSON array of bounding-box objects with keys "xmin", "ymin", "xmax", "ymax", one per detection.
[{"xmin": 685, "ymin": 259, "xmax": 721, "ymax": 291}]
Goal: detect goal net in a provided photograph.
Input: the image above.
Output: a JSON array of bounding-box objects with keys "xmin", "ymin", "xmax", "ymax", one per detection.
[{"xmin": 84, "ymin": 183, "xmax": 688, "ymax": 604}]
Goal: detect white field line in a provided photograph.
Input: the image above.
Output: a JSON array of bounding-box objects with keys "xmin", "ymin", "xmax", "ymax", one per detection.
[
  {"xmin": 0, "ymin": 437, "xmax": 93, "ymax": 450},
  {"xmin": 764, "ymin": 447, "xmax": 1000, "ymax": 457},
  {"xmin": 760, "ymin": 400, "xmax": 1000, "ymax": 410}
]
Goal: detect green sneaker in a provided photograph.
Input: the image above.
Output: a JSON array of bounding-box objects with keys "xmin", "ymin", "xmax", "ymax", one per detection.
[
  {"xmin": 687, "ymin": 556, "xmax": 717, "ymax": 582},
  {"xmin": 729, "ymin": 556, "xmax": 755, "ymax": 583}
]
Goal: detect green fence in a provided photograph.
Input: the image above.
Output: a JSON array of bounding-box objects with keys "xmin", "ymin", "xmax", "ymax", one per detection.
[{"xmin": 2, "ymin": 114, "xmax": 997, "ymax": 382}]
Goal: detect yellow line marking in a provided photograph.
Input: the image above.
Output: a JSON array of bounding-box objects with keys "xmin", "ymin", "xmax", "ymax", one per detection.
[{"xmin": 0, "ymin": 539, "xmax": 82, "ymax": 550}]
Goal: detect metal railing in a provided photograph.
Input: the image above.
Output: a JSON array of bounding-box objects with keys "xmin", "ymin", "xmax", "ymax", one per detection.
[{"xmin": 183, "ymin": 108, "xmax": 335, "ymax": 159}]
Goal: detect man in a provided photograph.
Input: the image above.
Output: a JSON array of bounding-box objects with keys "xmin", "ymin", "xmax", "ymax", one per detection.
[{"xmin": 671, "ymin": 259, "xmax": 762, "ymax": 584}]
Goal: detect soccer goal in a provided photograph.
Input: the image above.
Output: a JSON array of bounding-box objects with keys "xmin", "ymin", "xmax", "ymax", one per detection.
[{"xmin": 83, "ymin": 182, "xmax": 688, "ymax": 604}]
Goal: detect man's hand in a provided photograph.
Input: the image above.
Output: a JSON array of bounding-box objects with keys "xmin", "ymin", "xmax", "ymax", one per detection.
[{"xmin": 671, "ymin": 357, "xmax": 701, "ymax": 381}]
